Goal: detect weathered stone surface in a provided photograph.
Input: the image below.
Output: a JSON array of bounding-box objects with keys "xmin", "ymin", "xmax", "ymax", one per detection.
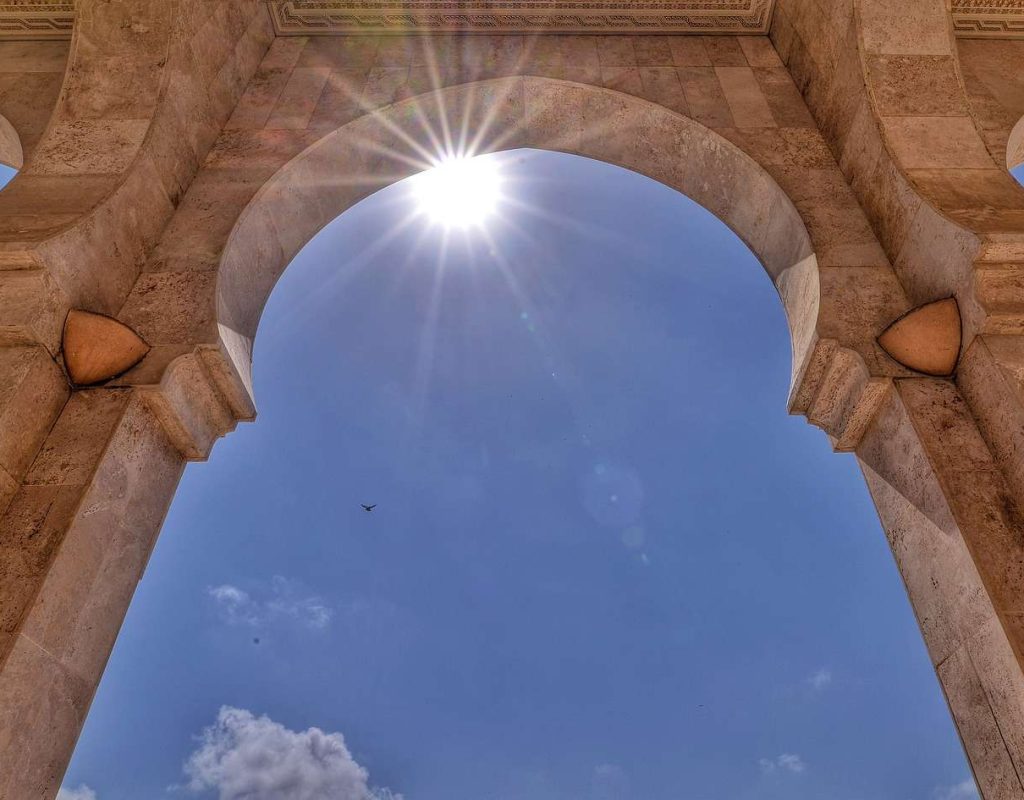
[
  {"xmin": 0, "ymin": 392, "xmax": 184, "ymax": 800},
  {"xmin": 0, "ymin": 345, "xmax": 68, "ymax": 480},
  {"xmin": 1, "ymin": 10, "xmax": 1024, "ymax": 800}
]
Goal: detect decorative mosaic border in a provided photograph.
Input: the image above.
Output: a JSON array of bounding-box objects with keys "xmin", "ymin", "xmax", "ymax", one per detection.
[
  {"xmin": 268, "ymin": 0, "xmax": 775, "ymax": 34},
  {"xmin": 0, "ymin": 0, "xmax": 1021, "ymax": 41},
  {"xmin": 952, "ymin": 0, "xmax": 1024, "ymax": 38},
  {"xmin": 0, "ymin": 1, "xmax": 74, "ymax": 39}
]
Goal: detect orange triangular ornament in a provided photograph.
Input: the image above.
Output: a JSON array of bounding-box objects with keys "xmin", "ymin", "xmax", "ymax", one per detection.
[
  {"xmin": 62, "ymin": 309, "xmax": 150, "ymax": 387},
  {"xmin": 878, "ymin": 297, "xmax": 961, "ymax": 377}
]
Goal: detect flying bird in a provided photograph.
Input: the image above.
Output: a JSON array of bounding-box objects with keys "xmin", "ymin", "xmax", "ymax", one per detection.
[{"xmin": 362, "ymin": 504, "xmax": 376, "ymax": 512}]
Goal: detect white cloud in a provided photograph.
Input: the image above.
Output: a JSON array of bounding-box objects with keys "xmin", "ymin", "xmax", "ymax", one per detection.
[
  {"xmin": 56, "ymin": 787, "xmax": 97, "ymax": 800},
  {"xmin": 208, "ymin": 576, "xmax": 332, "ymax": 630},
  {"xmin": 759, "ymin": 753, "xmax": 806, "ymax": 775},
  {"xmin": 185, "ymin": 707, "xmax": 398, "ymax": 800},
  {"xmin": 933, "ymin": 780, "xmax": 979, "ymax": 800},
  {"xmin": 807, "ymin": 668, "xmax": 832, "ymax": 691},
  {"xmin": 591, "ymin": 764, "xmax": 630, "ymax": 800},
  {"xmin": 778, "ymin": 754, "xmax": 805, "ymax": 774}
]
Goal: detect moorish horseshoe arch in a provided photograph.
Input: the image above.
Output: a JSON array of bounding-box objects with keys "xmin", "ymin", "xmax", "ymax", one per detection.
[
  {"xmin": 216, "ymin": 76, "xmax": 828, "ymax": 407},
  {"xmin": 2, "ymin": 3, "xmax": 1024, "ymax": 799},
  {"xmin": 206, "ymin": 79, "xmax": 1024, "ymax": 800}
]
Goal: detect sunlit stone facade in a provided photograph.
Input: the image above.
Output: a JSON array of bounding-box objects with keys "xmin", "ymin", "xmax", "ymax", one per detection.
[{"xmin": 1, "ymin": 1, "xmax": 1024, "ymax": 798}]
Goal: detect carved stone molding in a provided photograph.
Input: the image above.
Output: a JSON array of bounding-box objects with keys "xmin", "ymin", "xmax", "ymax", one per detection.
[
  {"xmin": 1, "ymin": 0, "xmax": 1021, "ymax": 40},
  {"xmin": 268, "ymin": 0, "xmax": 775, "ymax": 35},
  {"xmin": 952, "ymin": 0, "xmax": 1024, "ymax": 38},
  {"xmin": 0, "ymin": 1, "xmax": 73, "ymax": 40}
]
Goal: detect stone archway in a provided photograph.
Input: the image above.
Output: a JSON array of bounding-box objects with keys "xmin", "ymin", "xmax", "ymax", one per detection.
[
  {"xmin": 1010, "ymin": 117, "xmax": 1024, "ymax": 174},
  {"xmin": 215, "ymin": 76, "xmax": 825, "ymax": 407},
  {"xmin": 0, "ymin": 69, "xmax": 903, "ymax": 800},
  {"xmin": 3, "ymin": 5, "xmax": 1024, "ymax": 799},
  {"xmin": 0, "ymin": 112, "xmax": 22, "ymax": 171},
  {"xmin": 186, "ymin": 74, "xmax": 1024, "ymax": 800}
]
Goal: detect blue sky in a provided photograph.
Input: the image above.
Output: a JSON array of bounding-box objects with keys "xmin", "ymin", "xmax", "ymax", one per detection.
[{"xmin": 0, "ymin": 152, "xmax": 991, "ymax": 800}]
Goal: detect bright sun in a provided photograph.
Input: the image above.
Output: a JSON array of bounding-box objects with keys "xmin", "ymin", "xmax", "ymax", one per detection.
[{"xmin": 413, "ymin": 155, "xmax": 502, "ymax": 229}]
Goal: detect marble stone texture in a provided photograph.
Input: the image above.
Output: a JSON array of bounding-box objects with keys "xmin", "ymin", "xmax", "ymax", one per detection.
[{"xmin": 2, "ymin": 3, "xmax": 1024, "ymax": 799}]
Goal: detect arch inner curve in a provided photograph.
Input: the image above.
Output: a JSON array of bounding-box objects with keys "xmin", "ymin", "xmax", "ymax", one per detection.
[
  {"xmin": 1010, "ymin": 115, "xmax": 1024, "ymax": 184},
  {"xmin": 215, "ymin": 77, "xmax": 820, "ymax": 405}
]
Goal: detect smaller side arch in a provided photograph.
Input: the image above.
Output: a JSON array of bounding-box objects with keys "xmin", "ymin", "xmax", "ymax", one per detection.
[
  {"xmin": 0, "ymin": 111, "xmax": 22, "ymax": 170},
  {"xmin": 1009, "ymin": 115, "xmax": 1024, "ymax": 174}
]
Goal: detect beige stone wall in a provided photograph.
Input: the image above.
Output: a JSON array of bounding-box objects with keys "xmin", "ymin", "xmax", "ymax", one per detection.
[
  {"xmin": 0, "ymin": 41, "xmax": 67, "ymax": 166},
  {"xmin": 121, "ymin": 33, "xmax": 905, "ymax": 442},
  {"xmin": 957, "ymin": 39, "xmax": 1024, "ymax": 171},
  {"xmin": 3, "ymin": 6, "xmax": 1024, "ymax": 800},
  {"xmin": 0, "ymin": 0, "xmax": 272, "ymax": 342},
  {"xmin": 772, "ymin": 3, "xmax": 1024, "ymax": 796},
  {"xmin": 0, "ymin": 390, "xmax": 184, "ymax": 797}
]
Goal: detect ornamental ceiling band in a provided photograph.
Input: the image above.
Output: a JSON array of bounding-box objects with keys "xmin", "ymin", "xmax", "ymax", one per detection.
[{"xmin": 0, "ymin": 0, "xmax": 1020, "ymax": 39}]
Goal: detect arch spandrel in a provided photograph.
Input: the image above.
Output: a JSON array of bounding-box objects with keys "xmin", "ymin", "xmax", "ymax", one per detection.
[
  {"xmin": 955, "ymin": 38, "xmax": 1024, "ymax": 174},
  {"xmin": 0, "ymin": 4, "xmax": 272, "ymax": 366},
  {"xmin": 204, "ymin": 77, "xmax": 891, "ymax": 446},
  {"xmin": 0, "ymin": 40, "xmax": 67, "ymax": 169},
  {"xmin": 773, "ymin": 0, "xmax": 1024, "ymax": 339},
  {"xmin": 9, "ymin": 15, "xmax": 1024, "ymax": 800},
  {"xmin": 111, "ymin": 34, "xmax": 912, "ymax": 457},
  {"xmin": 218, "ymin": 78, "xmax": 818, "ymax": 342}
]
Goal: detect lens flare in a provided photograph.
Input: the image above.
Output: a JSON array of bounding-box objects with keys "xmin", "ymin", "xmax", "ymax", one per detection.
[{"xmin": 412, "ymin": 155, "xmax": 502, "ymax": 229}]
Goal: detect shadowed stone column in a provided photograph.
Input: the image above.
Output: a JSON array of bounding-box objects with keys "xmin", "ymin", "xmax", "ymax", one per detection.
[
  {"xmin": 0, "ymin": 3, "xmax": 272, "ymax": 792},
  {"xmin": 0, "ymin": 346, "xmax": 68, "ymax": 514},
  {"xmin": 0, "ymin": 389, "xmax": 184, "ymax": 800},
  {"xmin": 859, "ymin": 381, "xmax": 1024, "ymax": 799}
]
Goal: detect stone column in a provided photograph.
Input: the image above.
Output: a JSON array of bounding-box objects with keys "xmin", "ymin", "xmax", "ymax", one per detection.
[
  {"xmin": 0, "ymin": 388, "xmax": 184, "ymax": 800},
  {"xmin": 859, "ymin": 380, "xmax": 1024, "ymax": 799}
]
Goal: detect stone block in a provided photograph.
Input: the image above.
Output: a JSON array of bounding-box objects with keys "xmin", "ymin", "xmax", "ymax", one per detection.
[
  {"xmin": 677, "ymin": 67, "xmax": 734, "ymax": 128},
  {"xmin": 307, "ymin": 68, "xmax": 370, "ymax": 132},
  {"xmin": 702, "ymin": 36, "xmax": 745, "ymax": 66},
  {"xmin": 595, "ymin": 37, "xmax": 637, "ymax": 67},
  {"xmin": 600, "ymin": 66, "xmax": 643, "ymax": 97},
  {"xmin": 667, "ymin": 38, "xmax": 711, "ymax": 67},
  {"xmin": 883, "ymin": 116, "xmax": 994, "ymax": 170},
  {"xmin": 0, "ymin": 633, "xmax": 91, "ymax": 799},
  {"xmin": 866, "ymin": 55, "xmax": 969, "ymax": 117},
  {"xmin": 297, "ymin": 35, "xmax": 379, "ymax": 70},
  {"xmin": 638, "ymin": 67, "xmax": 688, "ymax": 116},
  {"xmin": 0, "ymin": 345, "xmax": 67, "ymax": 480},
  {"xmin": 858, "ymin": 0, "xmax": 953, "ymax": 56},
  {"xmin": 938, "ymin": 643, "xmax": 1024, "ymax": 799},
  {"xmin": 26, "ymin": 390, "xmax": 130, "ymax": 487},
  {"xmin": 18, "ymin": 396, "xmax": 183, "ymax": 677},
  {"xmin": 266, "ymin": 66, "xmax": 330, "ymax": 129},
  {"xmin": 28, "ymin": 118, "xmax": 149, "ymax": 176},
  {"xmin": 738, "ymin": 37, "xmax": 783, "ymax": 68},
  {"xmin": 753, "ymin": 67, "xmax": 815, "ymax": 127},
  {"xmin": 715, "ymin": 66, "xmax": 775, "ymax": 127},
  {"xmin": 119, "ymin": 270, "xmax": 218, "ymax": 346}
]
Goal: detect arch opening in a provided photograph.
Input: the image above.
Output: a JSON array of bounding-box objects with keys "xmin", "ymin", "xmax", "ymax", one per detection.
[
  {"xmin": 0, "ymin": 110, "xmax": 22, "ymax": 173},
  {"xmin": 65, "ymin": 147, "xmax": 974, "ymax": 800},
  {"xmin": 1010, "ymin": 115, "xmax": 1024, "ymax": 188},
  {"xmin": 0, "ymin": 111, "xmax": 21, "ymax": 192},
  {"xmin": 215, "ymin": 77, "xmax": 820, "ymax": 411}
]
